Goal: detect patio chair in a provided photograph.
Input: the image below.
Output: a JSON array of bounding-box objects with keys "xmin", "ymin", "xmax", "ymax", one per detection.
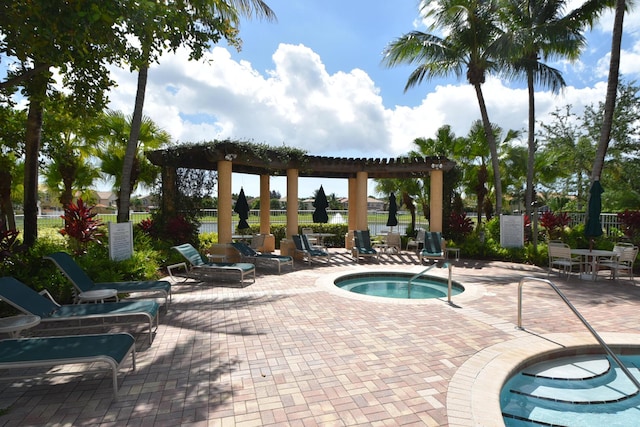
[
  {"xmin": 385, "ymin": 232, "xmax": 402, "ymax": 254},
  {"xmin": 351, "ymin": 230, "xmax": 378, "ymax": 263},
  {"xmin": 44, "ymin": 251, "xmax": 171, "ymax": 308},
  {"xmin": 302, "ymin": 227, "xmax": 318, "ymax": 246},
  {"xmin": 231, "ymin": 242, "xmax": 293, "ymax": 274},
  {"xmin": 171, "ymin": 243, "xmax": 255, "ymax": 285},
  {"xmin": 0, "ymin": 332, "xmax": 136, "ymax": 399},
  {"xmin": 419, "ymin": 232, "xmax": 446, "ymax": 263},
  {"xmin": 0, "ymin": 277, "xmax": 159, "ymax": 344},
  {"xmin": 599, "ymin": 245, "xmax": 638, "ymax": 281},
  {"xmin": 406, "ymin": 229, "xmax": 425, "ymax": 253},
  {"xmin": 292, "ymin": 235, "xmax": 331, "ymax": 265},
  {"xmin": 547, "ymin": 242, "xmax": 581, "ymax": 278}
]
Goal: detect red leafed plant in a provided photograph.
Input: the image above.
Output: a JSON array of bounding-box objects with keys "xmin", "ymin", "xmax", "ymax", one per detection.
[
  {"xmin": 448, "ymin": 211, "xmax": 474, "ymax": 242},
  {"xmin": 0, "ymin": 227, "xmax": 24, "ymax": 263},
  {"xmin": 60, "ymin": 198, "xmax": 104, "ymax": 254},
  {"xmin": 540, "ymin": 211, "xmax": 570, "ymax": 240},
  {"xmin": 618, "ymin": 210, "xmax": 640, "ymax": 242},
  {"xmin": 138, "ymin": 218, "xmax": 155, "ymax": 236}
]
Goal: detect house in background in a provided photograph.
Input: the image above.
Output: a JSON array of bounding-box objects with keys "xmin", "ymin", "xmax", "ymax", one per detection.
[{"xmin": 94, "ymin": 191, "xmax": 118, "ymax": 213}]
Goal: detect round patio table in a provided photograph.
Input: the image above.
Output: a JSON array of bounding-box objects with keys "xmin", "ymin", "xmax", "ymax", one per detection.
[
  {"xmin": 570, "ymin": 248, "xmax": 617, "ymax": 281},
  {"xmin": 0, "ymin": 315, "xmax": 41, "ymax": 338}
]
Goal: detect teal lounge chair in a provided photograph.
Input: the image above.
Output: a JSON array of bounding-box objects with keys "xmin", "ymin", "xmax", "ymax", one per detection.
[
  {"xmin": 171, "ymin": 243, "xmax": 255, "ymax": 285},
  {"xmin": 419, "ymin": 232, "xmax": 446, "ymax": 263},
  {"xmin": 292, "ymin": 235, "xmax": 331, "ymax": 265},
  {"xmin": 0, "ymin": 277, "xmax": 159, "ymax": 344},
  {"xmin": 351, "ymin": 230, "xmax": 378, "ymax": 263},
  {"xmin": 45, "ymin": 251, "xmax": 171, "ymax": 308},
  {"xmin": 231, "ymin": 242, "xmax": 293, "ymax": 274},
  {"xmin": 0, "ymin": 333, "xmax": 136, "ymax": 399}
]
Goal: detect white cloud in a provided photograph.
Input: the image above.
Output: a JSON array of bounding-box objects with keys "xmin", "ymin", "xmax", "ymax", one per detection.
[{"xmin": 105, "ymin": 40, "xmax": 623, "ymax": 197}]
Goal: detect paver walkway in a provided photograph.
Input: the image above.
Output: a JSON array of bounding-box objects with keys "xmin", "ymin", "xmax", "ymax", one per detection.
[{"xmin": 1, "ymin": 249, "xmax": 639, "ymax": 426}]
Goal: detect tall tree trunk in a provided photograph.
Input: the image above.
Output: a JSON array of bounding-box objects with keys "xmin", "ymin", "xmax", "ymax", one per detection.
[
  {"xmin": 118, "ymin": 64, "xmax": 148, "ymax": 223},
  {"xmin": 22, "ymin": 71, "xmax": 48, "ymax": 246},
  {"xmin": 592, "ymin": 0, "xmax": 625, "ymax": 181},
  {"xmin": 401, "ymin": 191, "xmax": 416, "ymax": 232},
  {"xmin": 0, "ymin": 167, "xmax": 16, "ymax": 231},
  {"xmin": 525, "ymin": 69, "xmax": 535, "ymax": 219},
  {"xmin": 473, "ymin": 83, "xmax": 502, "ymax": 215}
]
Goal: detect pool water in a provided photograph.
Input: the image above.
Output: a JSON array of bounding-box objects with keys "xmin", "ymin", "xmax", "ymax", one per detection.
[
  {"xmin": 334, "ymin": 272, "xmax": 464, "ymax": 299},
  {"xmin": 501, "ymin": 354, "xmax": 640, "ymax": 426}
]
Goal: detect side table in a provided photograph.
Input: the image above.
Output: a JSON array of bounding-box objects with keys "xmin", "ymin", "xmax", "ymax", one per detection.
[
  {"xmin": 77, "ymin": 289, "xmax": 118, "ymax": 304},
  {"xmin": 207, "ymin": 253, "xmax": 227, "ymax": 263},
  {"xmin": 0, "ymin": 315, "xmax": 41, "ymax": 338},
  {"xmin": 446, "ymin": 247, "xmax": 461, "ymax": 261}
]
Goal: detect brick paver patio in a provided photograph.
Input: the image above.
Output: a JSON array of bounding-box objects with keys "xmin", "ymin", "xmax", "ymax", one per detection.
[{"xmin": 1, "ymin": 249, "xmax": 639, "ymax": 426}]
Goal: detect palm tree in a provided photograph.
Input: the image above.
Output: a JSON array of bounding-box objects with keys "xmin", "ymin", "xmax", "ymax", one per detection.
[
  {"xmin": 383, "ymin": 0, "xmax": 506, "ymax": 214},
  {"xmin": 499, "ymin": 0, "xmax": 617, "ymax": 218},
  {"xmin": 117, "ymin": 0, "xmax": 276, "ymax": 223},
  {"xmin": 93, "ymin": 111, "xmax": 170, "ymax": 197},
  {"xmin": 42, "ymin": 100, "xmax": 100, "ymax": 209},
  {"xmin": 592, "ymin": 0, "xmax": 626, "ymax": 181}
]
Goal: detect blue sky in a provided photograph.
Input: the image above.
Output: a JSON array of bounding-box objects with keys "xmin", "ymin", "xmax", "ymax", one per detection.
[{"xmin": 103, "ymin": 0, "xmax": 640, "ymax": 199}]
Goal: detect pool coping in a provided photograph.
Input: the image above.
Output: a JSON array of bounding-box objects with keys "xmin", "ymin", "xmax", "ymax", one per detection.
[{"xmin": 447, "ymin": 331, "xmax": 640, "ymax": 426}]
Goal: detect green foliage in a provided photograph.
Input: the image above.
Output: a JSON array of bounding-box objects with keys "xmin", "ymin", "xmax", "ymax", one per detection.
[
  {"xmin": 199, "ymin": 232, "xmax": 219, "ymax": 249},
  {"xmin": 0, "ymin": 237, "xmax": 72, "ymax": 311}
]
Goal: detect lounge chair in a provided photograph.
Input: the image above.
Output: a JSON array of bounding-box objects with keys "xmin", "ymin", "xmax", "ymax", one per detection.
[
  {"xmin": 419, "ymin": 232, "xmax": 446, "ymax": 263},
  {"xmin": 351, "ymin": 230, "xmax": 378, "ymax": 263},
  {"xmin": 44, "ymin": 251, "xmax": 171, "ymax": 308},
  {"xmin": 407, "ymin": 229, "xmax": 425, "ymax": 253},
  {"xmin": 171, "ymin": 243, "xmax": 255, "ymax": 285},
  {"xmin": 0, "ymin": 333, "xmax": 136, "ymax": 399},
  {"xmin": 231, "ymin": 242, "xmax": 293, "ymax": 274},
  {"xmin": 0, "ymin": 277, "xmax": 159, "ymax": 344},
  {"xmin": 292, "ymin": 235, "xmax": 331, "ymax": 265}
]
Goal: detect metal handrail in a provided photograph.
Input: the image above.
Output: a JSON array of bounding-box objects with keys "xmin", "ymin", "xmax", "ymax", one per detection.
[
  {"xmin": 408, "ymin": 262, "xmax": 453, "ymax": 302},
  {"xmin": 518, "ymin": 276, "xmax": 640, "ymax": 391}
]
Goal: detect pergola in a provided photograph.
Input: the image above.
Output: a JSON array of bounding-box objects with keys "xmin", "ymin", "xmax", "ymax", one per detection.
[{"xmin": 146, "ymin": 140, "xmax": 456, "ymax": 253}]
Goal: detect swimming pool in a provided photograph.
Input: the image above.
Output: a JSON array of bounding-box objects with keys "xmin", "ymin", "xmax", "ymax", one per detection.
[
  {"xmin": 501, "ymin": 353, "xmax": 640, "ymax": 426},
  {"xmin": 334, "ymin": 271, "xmax": 464, "ymax": 299}
]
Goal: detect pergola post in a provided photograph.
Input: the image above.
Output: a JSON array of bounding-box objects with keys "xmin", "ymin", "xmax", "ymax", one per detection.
[
  {"xmin": 259, "ymin": 174, "xmax": 275, "ymax": 252},
  {"xmin": 217, "ymin": 159, "xmax": 233, "ymax": 244},
  {"xmin": 345, "ymin": 177, "xmax": 357, "ymax": 249},
  {"xmin": 356, "ymin": 171, "xmax": 368, "ymax": 230},
  {"xmin": 430, "ymin": 169, "xmax": 443, "ymax": 232},
  {"xmin": 161, "ymin": 166, "xmax": 177, "ymax": 217},
  {"xmin": 286, "ymin": 168, "xmax": 298, "ymax": 238}
]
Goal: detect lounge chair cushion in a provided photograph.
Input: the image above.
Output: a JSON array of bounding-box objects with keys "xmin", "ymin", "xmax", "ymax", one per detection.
[{"xmin": 0, "ymin": 333, "xmax": 136, "ymax": 398}]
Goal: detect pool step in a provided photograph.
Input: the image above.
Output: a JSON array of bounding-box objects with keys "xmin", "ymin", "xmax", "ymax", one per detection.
[{"xmin": 502, "ymin": 355, "xmax": 640, "ymax": 426}]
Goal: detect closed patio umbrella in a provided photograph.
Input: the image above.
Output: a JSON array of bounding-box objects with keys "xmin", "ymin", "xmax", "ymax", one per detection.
[
  {"xmin": 312, "ymin": 185, "xmax": 329, "ymax": 223},
  {"xmin": 234, "ymin": 188, "xmax": 251, "ymax": 231},
  {"xmin": 386, "ymin": 193, "xmax": 398, "ymax": 229},
  {"xmin": 585, "ymin": 179, "xmax": 604, "ymax": 250}
]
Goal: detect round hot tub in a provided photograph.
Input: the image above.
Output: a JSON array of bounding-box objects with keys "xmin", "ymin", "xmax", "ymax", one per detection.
[{"xmin": 334, "ymin": 271, "xmax": 464, "ymax": 300}]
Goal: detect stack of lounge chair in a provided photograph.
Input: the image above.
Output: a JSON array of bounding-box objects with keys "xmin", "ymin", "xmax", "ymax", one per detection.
[
  {"xmin": 231, "ymin": 242, "xmax": 293, "ymax": 274},
  {"xmin": 171, "ymin": 243, "xmax": 256, "ymax": 285}
]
